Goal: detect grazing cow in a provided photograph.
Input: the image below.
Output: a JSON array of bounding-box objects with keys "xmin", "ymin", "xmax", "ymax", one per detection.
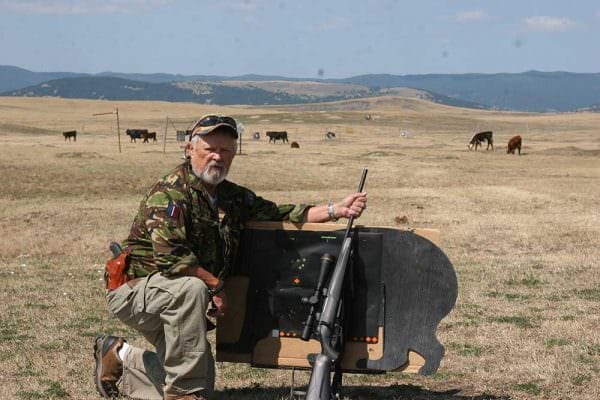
[
  {"xmin": 253, "ymin": 132, "xmax": 260, "ymax": 140},
  {"xmin": 325, "ymin": 131, "xmax": 336, "ymax": 140},
  {"xmin": 266, "ymin": 131, "xmax": 288, "ymax": 143},
  {"xmin": 507, "ymin": 135, "xmax": 522, "ymax": 155},
  {"xmin": 290, "ymin": 141, "xmax": 300, "ymax": 148},
  {"xmin": 126, "ymin": 129, "xmax": 148, "ymax": 143},
  {"xmin": 63, "ymin": 130, "xmax": 77, "ymax": 142},
  {"xmin": 142, "ymin": 131, "xmax": 157, "ymax": 143},
  {"xmin": 365, "ymin": 114, "xmax": 372, "ymax": 121},
  {"xmin": 468, "ymin": 131, "xmax": 494, "ymax": 151}
]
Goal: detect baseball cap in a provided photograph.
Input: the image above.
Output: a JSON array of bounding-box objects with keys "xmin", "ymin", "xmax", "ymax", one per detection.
[{"xmin": 190, "ymin": 115, "xmax": 238, "ymax": 139}]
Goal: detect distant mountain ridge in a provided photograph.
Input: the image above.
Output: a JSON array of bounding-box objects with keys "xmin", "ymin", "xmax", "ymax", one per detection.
[
  {"xmin": 2, "ymin": 76, "xmax": 307, "ymax": 105},
  {"xmin": 2, "ymin": 65, "xmax": 600, "ymax": 112},
  {"xmin": 335, "ymin": 71, "xmax": 600, "ymax": 112}
]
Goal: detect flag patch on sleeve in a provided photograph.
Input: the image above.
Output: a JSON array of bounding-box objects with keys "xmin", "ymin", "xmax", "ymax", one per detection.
[{"xmin": 166, "ymin": 203, "xmax": 181, "ymax": 219}]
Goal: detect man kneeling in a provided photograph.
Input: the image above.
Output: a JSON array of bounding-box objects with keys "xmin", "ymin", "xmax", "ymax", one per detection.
[{"xmin": 94, "ymin": 114, "xmax": 367, "ymax": 400}]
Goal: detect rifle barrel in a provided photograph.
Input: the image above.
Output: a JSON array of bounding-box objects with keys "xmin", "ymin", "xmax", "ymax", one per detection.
[{"xmin": 344, "ymin": 168, "xmax": 368, "ymax": 238}]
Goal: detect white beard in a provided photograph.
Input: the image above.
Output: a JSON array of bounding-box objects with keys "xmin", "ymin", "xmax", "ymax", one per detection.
[{"xmin": 193, "ymin": 161, "xmax": 228, "ymax": 186}]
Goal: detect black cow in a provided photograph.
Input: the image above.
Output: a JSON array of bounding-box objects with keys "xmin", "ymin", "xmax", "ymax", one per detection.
[
  {"xmin": 63, "ymin": 130, "xmax": 77, "ymax": 142},
  {"xmin": 142, "ymin": 131, "xmax": 157, "ymax": 143},
  {"xmin": 326, "ymin": 131, "xmax": 336, "ymax": 140},
  {"xmin": 468, "ymin": 131, "xmax": 494, "ymax": 151},
  {"xmin": 126, "ymin": 129, "xmax": 148, "ymax": 143},
  {"xmin": 290, "ymin": 141, "xmax": 300, "ymax": 148},
  {"xmin": 266, "ymin": 131, "xmax": 288, "ymax": 143}
]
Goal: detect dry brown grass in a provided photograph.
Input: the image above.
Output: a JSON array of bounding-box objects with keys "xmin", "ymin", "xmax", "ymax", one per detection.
[{"xmin": 0, "ymin": 96, "xmax": 599, "ymax": 399}]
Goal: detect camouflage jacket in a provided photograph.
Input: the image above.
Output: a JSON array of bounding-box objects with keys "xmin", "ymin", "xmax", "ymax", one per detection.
[{"xmin": 123, "ymin": 162, "xmax": 310, "ymax": 279}]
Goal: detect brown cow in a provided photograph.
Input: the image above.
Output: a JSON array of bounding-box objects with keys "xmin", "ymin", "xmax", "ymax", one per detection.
[
  {"xmin": 290, "ymin": 141, "xmax": 300, "ymax": 148},
  {"xmin": 507, "ymin": 135, "xmax": 522, "ymax": 155}
]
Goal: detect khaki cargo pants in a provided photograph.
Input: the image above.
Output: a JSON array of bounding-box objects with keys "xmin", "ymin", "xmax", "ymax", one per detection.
[{"xmin": 106, "ymin": 273, "xmax": 215, "ymax": 399}]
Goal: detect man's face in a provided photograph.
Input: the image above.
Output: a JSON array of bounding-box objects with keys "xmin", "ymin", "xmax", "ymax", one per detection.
[{"xmin": 187, "ymin": 128, "xmax": 236, "ymax": 187}]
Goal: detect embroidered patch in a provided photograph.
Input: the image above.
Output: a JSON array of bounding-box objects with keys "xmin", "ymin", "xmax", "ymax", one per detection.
[{"xmin": 166, "ymin": 203, "xmax": 181, "ymax": 219}]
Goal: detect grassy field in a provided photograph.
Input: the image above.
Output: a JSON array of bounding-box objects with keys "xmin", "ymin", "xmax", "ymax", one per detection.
[{"xmin": 0, "ymin": 96, "xmax": 599, "ymax": 400}]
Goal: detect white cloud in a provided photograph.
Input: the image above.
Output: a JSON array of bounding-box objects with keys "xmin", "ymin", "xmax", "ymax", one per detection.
[
  {"xmin": 524, "ymin": 16, "xmax": 576, "ymax": 32},
  {"xmin": 0, "ymin": 0, "xmax": 172, "ymax": 15},
  {"xmin": 452, "ymin": 10, "xmax": 487, "ymax": 22}
]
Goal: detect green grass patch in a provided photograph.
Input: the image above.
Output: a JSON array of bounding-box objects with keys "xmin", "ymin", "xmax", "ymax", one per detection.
[
  {"xmin": 512, "ymin": 382, "xmax": 542, "ymax": 395},
  {"xmin": 531, "ymin": 262, "xmax": 545, "ymax": 270},
  {"xmin": 577, "ymin": 355, "xmax": 594, "ymax": 365},
  {"xmin": 575, "ymin": 288, "xmax": 600, "ymax": 301},
  {"xmin": 455, "ymin": 313, "xmax": 482, "ymax": 327},
  {"xmin": 488, "ymin": 315, "xmax": 536, "ymax": 328},
  {"xmin": 0, "ymin": 351, "xmax": 16, "ymax": 361},
  {"xmin": 545, "ymin": 338, "xmax": 571, "ymax": 347},
  {"xmin": 486, "ymin": 291, "xmax": 532, "ymax": 301},
  {"xmin": 505, "ymin": 275, "xmax": 542, "ymax": 288},
  {"xmin": 547, "ymin": 293, "xmax": 572, "ymax": 301},
  {"xmin": 428, "ymin": 371, "xmax": 466, "ymax": 380},
  {"xmin": 13, "ymin": 369, "xmax": 44, "ymax": 378},
  {"xmin": 17, "ymin": 380, "xmax": 69, "ymax": 399},
  {"xmin": 560, "ymin": 315, "xmax": 575, "ymax": 321},
  {"xmin": 572, "ymin": 374, "xmax": 591, "ymax": 386},
  {"xmin": 585, "ymin": 344, "xmax": 600, "ymax": 356},
  {"xmin": 24, "ymin": 303, "xmax": 53, "ymax": 310},
  {"xmin": 0, "ymin": 321, "xmax": 32, "ymax": 342},
  {"xmin": 448, "ymin": 343, "xmax": 483, "ymax": 357},
  {"xmin": 61, "ymin": 316, "xmax": 102, "ymax": 330}
]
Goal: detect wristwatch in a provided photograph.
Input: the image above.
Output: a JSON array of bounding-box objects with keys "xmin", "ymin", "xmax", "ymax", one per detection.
[
  {"xmin": 208, "ymin": 280, "xmax": 225, "ymax": 297},
  {"xmin": 327, "ymin": 202, "xmax": 338, "ymax": 221}
]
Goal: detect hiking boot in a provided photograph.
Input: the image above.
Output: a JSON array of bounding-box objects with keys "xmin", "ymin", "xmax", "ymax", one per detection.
[
  {"xmin": 94, "ymin": 334, "xmax": 125, "ymax": 399},
  {"xmin": 164, "ymin": 391, "xmax": 207, "ymax": 400}
]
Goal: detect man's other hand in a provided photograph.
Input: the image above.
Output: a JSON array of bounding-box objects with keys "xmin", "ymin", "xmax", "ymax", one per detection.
[{"xmin": 208, "ymin": 291, "xmax": 228, "ymax": 318}]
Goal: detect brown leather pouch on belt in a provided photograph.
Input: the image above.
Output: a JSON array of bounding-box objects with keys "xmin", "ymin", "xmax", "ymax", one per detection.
[{"xmin": 105, "ymin": 250, "xmax": 131, "ymax": 291}]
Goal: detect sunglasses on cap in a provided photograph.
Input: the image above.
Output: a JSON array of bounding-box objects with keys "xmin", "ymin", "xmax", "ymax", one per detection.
[
  {"xmin": 189, "ymin": 115, "xmax": 239, "ymax": 140},
  {"xmin": 192, "ymin": 115, "xmax": 237, "ymax": 130}
]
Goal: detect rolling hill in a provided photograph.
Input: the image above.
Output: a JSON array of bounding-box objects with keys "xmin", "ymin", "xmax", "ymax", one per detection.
[
  {"xmin": 2, "ymin": 65, "xmax": 600, "ymax": 111},
  {"xmin": 1, "ymin": 75, "xmax": 488, "ymax": 108}
]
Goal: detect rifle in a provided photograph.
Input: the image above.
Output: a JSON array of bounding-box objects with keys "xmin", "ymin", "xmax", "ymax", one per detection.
[{"xmin": 301, "ymin": 168, "xmax": 368, "ymax": 400}]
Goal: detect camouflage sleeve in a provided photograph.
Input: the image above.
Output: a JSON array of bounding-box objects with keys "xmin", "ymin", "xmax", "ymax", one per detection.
[
  {"xmin": 243, "ymin": 189, "xmax": 312, "ymax": 222},
  {"xmin": 144, "ymin": 186, "xmax": 197, "ymax": 276}
]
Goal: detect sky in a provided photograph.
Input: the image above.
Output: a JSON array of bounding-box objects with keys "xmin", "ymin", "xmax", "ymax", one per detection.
[{"xmin": 1, "ymin": 0, "xmax": 599, "ymax": 78}]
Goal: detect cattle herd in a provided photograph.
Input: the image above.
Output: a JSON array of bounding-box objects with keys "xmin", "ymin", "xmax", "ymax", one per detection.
[
  {"xmin": 61, "ymin": 125, "xmax": 523, "ymax": 155},
  {"xmin": 126, "ymin": 129, "xmax": 157, "ymax": 143},
  {"xmin": 467, "ymin": 131, "xmax": 523, "ymax": 155}
]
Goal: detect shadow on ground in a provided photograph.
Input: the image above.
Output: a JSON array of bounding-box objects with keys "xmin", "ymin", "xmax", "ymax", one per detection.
[{"xmin": 219, "ymin": 384, "xmax": 511, "ymax": 399}]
